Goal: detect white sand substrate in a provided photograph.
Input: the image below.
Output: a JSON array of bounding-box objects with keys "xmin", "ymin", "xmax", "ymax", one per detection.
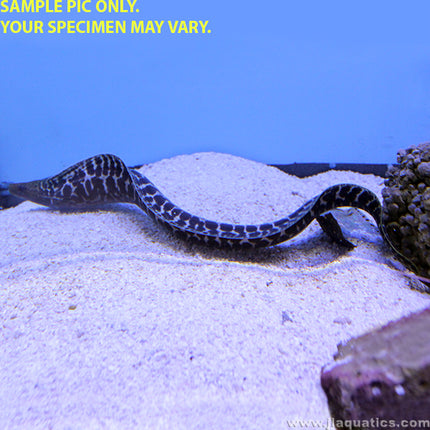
[{"xmin": 1, "ymin": 152, "xmax": 429, "ymax": 429}]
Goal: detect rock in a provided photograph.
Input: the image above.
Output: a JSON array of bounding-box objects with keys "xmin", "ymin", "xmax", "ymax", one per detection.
[
  {"xmin": 418, "ymin": 162, "xmax": 430, "ymax": 178},
  {"xmin": 321, "ymin": 307, "xmax": 430, "ymax": 429},
  {"xmin": 382, "ymin": 143, "xmax": 430, "ymax": 277}
]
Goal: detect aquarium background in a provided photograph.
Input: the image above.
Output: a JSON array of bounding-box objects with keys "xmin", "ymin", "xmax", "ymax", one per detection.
[{"xmin": 1, "ymin": 1, "xmax": 429, "ymax": 181}]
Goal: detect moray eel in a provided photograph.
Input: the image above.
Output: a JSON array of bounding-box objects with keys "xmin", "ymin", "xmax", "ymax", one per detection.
[{"xmin": 9, "ymin": 154, "xmax": 396, "ymax": 252}]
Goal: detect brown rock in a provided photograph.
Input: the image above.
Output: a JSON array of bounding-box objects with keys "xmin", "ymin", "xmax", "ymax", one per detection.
[
  {"xmin": 382, "ymin": 143, "xmax": 430, "ymax": 277},
  {"xmin": 418, "ymin": 162, "xmax": 430, "ymax": 178},
  {"xmin": 321, "ymin": 307, "xmax": 430, "ymax": 429}
]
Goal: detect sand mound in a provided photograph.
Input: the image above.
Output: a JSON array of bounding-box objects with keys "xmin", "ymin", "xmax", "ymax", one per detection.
[{"xmin": 1, "ymin": 152, "xmax": 428, "ymax": 429}]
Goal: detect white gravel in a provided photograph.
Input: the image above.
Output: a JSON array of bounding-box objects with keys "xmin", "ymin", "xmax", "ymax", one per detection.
[{"xmin": 1, "ymin": 152, "xmax": 428, "ymax": 429}]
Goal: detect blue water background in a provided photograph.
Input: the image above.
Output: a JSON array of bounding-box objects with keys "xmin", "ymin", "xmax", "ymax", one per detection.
[{"xmin": 1, "ymin": 1, "xmax": 429, "ymax": 181}]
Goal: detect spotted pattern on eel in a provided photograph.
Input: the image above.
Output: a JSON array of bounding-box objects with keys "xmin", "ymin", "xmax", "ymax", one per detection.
[{"xmin": 8, "ymin": 154, "xmax": 400, "ymax": 254}]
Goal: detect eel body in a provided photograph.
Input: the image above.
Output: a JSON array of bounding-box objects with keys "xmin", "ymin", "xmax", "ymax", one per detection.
[{"xmin": 9, "ymin": 154, "xmax": 387, "ymax": 249}]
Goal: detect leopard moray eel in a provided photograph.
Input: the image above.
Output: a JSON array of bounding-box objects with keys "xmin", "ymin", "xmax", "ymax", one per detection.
[{"xmin": 8, "ymin": 153, "xmax": 398, "ymax": 253}]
